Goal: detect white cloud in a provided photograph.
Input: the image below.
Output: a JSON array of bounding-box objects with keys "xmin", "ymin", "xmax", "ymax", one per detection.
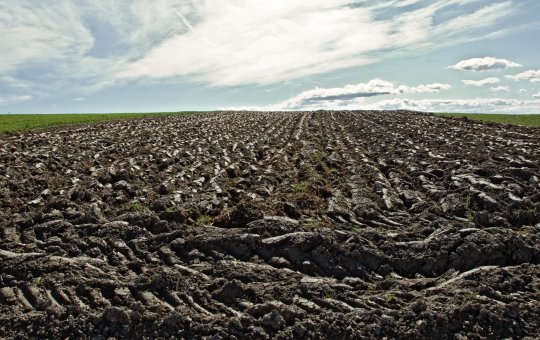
[
  {"xmin": 0, "ymin": 95, "xmax": 32, "ymax": 106},
  {"xmin": 0, "ymin": 2, "xmax": 93, "ymax": 74},
  {"xmin": 489, "ymin": 86, "xmax": 510, "ymax": 92},
  {"xmin": 401, "ymin": 83, "xmax": 453, "ymax": 93},
  {"xmin": 519, "ymin": 89, "xmax": 528, "ymax": 94},
  {"xmin": 117, "ymin": 1, "xmax": 392, "ymax": 86},
  {"xmin": 533, "ymin": 92, "xmax": 540, "ymax": 99},
  {"xmin": 463, "ymin": 77, "xmax": 500, "ymax": 86},
  {"xmin": 259, "ymin": 79, "xmax": 451, "ymax": 110},
  {"xmin": 449, "ymin": 57, "xmax": 522, "ymax": 71},
  {"xmin": 73, "ymin": 97, "xmax": 86, "ymax": 102},
  {"xmin": 117, "ymin": 0, "xmax": 517, "ymax": 86},
  {"xmin": 506, "ymin": 70, "xmax": 540, "ymax": 83}
]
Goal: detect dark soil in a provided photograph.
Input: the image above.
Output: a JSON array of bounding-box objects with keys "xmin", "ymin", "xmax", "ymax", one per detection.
[{"xmin": 1, "ymin": 111, "xmax": 539, "ymax": 339}]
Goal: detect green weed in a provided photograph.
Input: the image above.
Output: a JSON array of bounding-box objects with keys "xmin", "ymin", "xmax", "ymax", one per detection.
[
  {"xmin": 290, "ymin": 181, "xmax": 312, "ymax": 193},
  {"xmin": 34, "ymin": 277, "xmax": 45, "ymax": 287},
  {"xmin": 463, "ymin": 290, "xmax": 479, "ymax": 300},
  {"xmin": 323, "ymin": 290, "xmax": 336, "ymax": 300},
  {"xmin": 195, "ymin": 215, "xmax": 213, "ymax": 226},
  {"xmin": 303, "ymin": 220, "xmax": 324, "ymax": 229},
  {"xmin": 385, "ymin": 293, "xmax": 396, "ymax": 303},
  {"xmin": 127, "ymin": 202, "xmax": 145, "ymax": 212}
]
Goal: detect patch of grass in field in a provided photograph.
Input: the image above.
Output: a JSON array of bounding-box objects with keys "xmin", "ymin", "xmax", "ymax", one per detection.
[
  {"xmin": 0, "ymin": 112, "xmax": 205, "ymax": 134},
  {"xmin": 126, "ymin": 202, "xmax": 146, "ymax": 212},
  {"xmin": 290, "ymin": 181, "xmax": 313, "ymax": 193},
  {"xmin": 195, "ymin": 215, "xmax": 213, "ymax": 226},
  {"xmin": 437, "ymin": 113, "xmax": 540, "ymax": 127}
]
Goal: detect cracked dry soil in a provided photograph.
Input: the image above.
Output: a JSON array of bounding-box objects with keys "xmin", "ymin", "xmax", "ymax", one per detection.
[{"xmin": 1, "ymin": 111, "xmax": 539, "ymax": 339}]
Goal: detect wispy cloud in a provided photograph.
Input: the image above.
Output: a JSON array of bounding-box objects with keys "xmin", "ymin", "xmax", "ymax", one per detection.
[
  {"xmin": 432, "ymin": 1, "xmax": 515, "ymax": 39},
  {"xmin": 533, "ymin": 92, "xmax": 540, "ymax": 99},
  {"xmin": 506, "ymin": 70, "xmax": 540, "ymax": 83},
  {"xmin": 117, "ymin": 1, "xmax": 392, "ymax": 86},
  {"xmin": 449, "ymin": 57, "xmax": 522, "ymax": 71},
  {"xmin": 83, "ymin": 0, "xmax": 199, "ymax": 50},
  {"xmin": 0, "ymin": 2, "xmax": 93, "ymax": 74},
  {"xmin": 117, "ymin": 0, "xmax": 518, "ymax": 86},
  {"xmin": 463, "ymin": 77, "xmax": 500, "ymax": 86}
]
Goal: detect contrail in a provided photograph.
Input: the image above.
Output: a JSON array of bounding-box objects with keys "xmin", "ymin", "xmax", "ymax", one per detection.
[{"xmin": 175, "ymin": 9, "xmax": 194, "ymax": 31}]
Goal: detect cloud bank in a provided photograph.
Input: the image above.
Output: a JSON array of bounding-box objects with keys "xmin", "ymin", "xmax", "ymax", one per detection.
[
  {"xmin": 366, "ymin": 98, "xmax": 540, "ymax": 114},
  {"xmin": 235, "ymin": 96, "xmax": 540, "ymax": 114},
  {"xmin": 271, "ymin": 80, "xmax": 451, "ymax": 110},
  {"xmin": 234, "ymin": 78, "xmax": 539, "ymax": 114}
]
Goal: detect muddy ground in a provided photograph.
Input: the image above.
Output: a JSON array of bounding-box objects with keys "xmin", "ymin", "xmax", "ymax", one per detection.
[{"xmin": 1, "ymin": 111, "xmax": 539, "ymax": 339}]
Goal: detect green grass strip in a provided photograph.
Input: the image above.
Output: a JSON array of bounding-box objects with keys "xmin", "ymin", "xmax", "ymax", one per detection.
[{"xmin": 0, "ymin": 112, "xmax": 204, "ymax": 133}]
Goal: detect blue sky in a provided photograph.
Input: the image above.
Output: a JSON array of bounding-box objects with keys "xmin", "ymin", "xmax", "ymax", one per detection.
[{"xmin": 1, "ymin": 0, "xmax": 540, "ymax": 113}]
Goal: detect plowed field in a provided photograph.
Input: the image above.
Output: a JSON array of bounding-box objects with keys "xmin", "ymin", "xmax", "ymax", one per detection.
[{"xmin": 1, "ymin": 111, "xmax": 539, "ymax": 339}]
